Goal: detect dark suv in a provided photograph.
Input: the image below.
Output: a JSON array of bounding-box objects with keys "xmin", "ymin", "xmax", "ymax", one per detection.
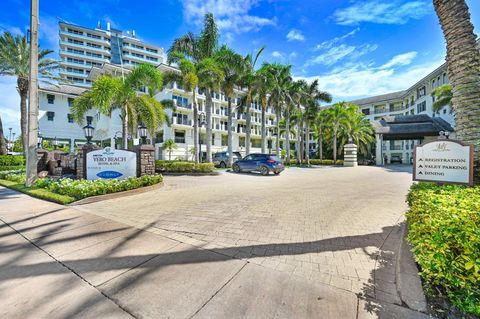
[
  {"xmin": 390, "ymin": 155, "xmax": 402, "ymax": 164},
  {"xmin": 213, "ymin": 151, "xmax": 242, "ymax": 168},
  {"xmin": 232, "ymin": 154, "xmax": 284, "ymax": 176}
]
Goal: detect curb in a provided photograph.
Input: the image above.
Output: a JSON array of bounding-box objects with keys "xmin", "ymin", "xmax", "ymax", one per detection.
[{"xmin": 395, "ymin": 222, "xmax": 428, "ymax": 313}]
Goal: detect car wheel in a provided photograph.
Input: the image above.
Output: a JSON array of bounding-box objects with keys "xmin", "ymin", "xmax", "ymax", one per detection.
[
  {"xmin": 220, "ymin": 161, "xmax": 226, "ymax": 168},
  {"xmin": 274, "ymin": 171, "xmax": 280, "ymax": 175},
  {"xmin": 260, "ymin": 166, "xmax": 269, "ymax": 176},
  {"xmin": 232, "ymin": 164, "xmax": 241, "ymax": 173}
]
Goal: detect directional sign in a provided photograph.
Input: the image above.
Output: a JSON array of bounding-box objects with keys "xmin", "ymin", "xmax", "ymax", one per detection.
[
  {"xmin": 86, "ymin": 147, "xmax": 137, "ymax": 180},
  {"xmin": 413, "ymin": 140, "xmax": 474, "ymax": 185}
]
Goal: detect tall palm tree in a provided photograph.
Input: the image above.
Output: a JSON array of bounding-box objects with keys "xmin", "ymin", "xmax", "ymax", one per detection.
[
  {"xmin": 239, "ymin": 47, "xmax": 265, "ymax": 155},
  {"xmin": 325, "ymin": 102, "xmax": 348, "ymax": 164},
  {"xmin": 164, "ymin": 53, "xmax": 200, "ymax": 162},
  {"xmin": 0, "ymin": 32, "xmax": 59, "ymax": 153},
  {"xmin": 339, "ymin": 104, "xmax": 374, "ymax": 156},
  {"xmin": 431, "ymin": 84, "xmax": 452, "ymax": 113},
  {"xmin": 314, "ymin": 109, "xmax": 329, "ymax": 160},
  {"xmin": 289, "ymin": 80, "xmax": 308, "ymax": 163},
  {"xmin": 215, "ymin": 45, "xmax": 244, "ymax": 166},
  {"xmin": 0, "ymin": 115, "xmax": 6, "ymax": 155},
  {"xmin": 433, "ymin": 0, "xmax": 480, "ymax": 172},
  {"xmin": 254, "ymin": 64, "xmax": 273, "ymax": 153},
  {"xmin": 302, "ymin": 80, "xmax": 332, "ymax": 165},
  {"xmin": 168, "ymin": 13, "xmax": 220, "ymax": 163},
  {"xmin": 71, "ymin": 64, "xmax": 167, "ymax": 149}
]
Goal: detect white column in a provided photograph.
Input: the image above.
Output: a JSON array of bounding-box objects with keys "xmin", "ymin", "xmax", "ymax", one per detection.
[{"xmin": 375, "ymin": 134, "xmax": 383, "ymax": 165}]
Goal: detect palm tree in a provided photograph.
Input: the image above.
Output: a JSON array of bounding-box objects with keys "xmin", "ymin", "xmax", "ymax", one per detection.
[
  {"xmin": 324, "ymin": 102, "xmax": 349, "ymax": 164},
  {"xmin": 339, "ymin": 104, "xmax": 374, "ymax": 156},
  {"xmin": 254, "ymin": 64, "xmax": 272, "ymax": 153},
  {"xmin": 314, "ymin": 109, "xmax": 329, "ymax": 161},
  {"xmin": 0, "ymin": 115, "xmax": 6, "ymax": 155},
  {"xmin": 289, "ymin": 80, "xmax": 308, "ymax": 163},
  {"xmin": 302, "ymin": 80, "xmax": 332, "ymax": 165},
  {"xmin": 433, "ymin": 0, "xmax": 480, "ymax": 172},
  {"xmin": 0, "ymin": 32, "xmax": 59, "ymax": 153},
  {"xmin": 431, "ymin": 84, "xmax": 452, "ymax": 113},
  {"xmin": 215, "ymin": 45, "xmax": 244, "ymax": 166},
  {"xmin": 163, "ymin": 139, "xmax": 177, "ymax": 160},
  {"xmin": 164, "ymin": 53, "xmax": 200, "ymax": 163},
  {"xmin": 71, "ymin": 64, "xmax": 167, "ymax": 149},
  {"xmin": 239, "ymin": 47, "xmax": 265, "ymax": 155},
  {"xmin": 168, "ymin": 13, "xmax": 221, "ymax": 163}
]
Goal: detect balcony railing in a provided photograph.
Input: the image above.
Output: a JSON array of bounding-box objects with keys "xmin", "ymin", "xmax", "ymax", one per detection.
[
  {"xmin": 173, "ymin": 118, "xmax": 192, "ymax": 126},
  {"xmin": 174, "ymin": 137, "xmax": 186, "ymax": 143}
]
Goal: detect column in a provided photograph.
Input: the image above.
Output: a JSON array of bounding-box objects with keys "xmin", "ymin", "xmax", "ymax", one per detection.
[{"xmin": 375, "ymin": 134, "xmax": 383, "ymax": 166}]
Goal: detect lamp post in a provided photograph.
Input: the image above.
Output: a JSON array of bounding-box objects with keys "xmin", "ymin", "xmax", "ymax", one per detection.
[
  {"xmin": 52, "ymin": 137, "xmax": 58, "ymax": 150},
  {"xmin": 83, "ymin": 124, "xmax": 94, "ymax": 144},
  {"xmin": 198, "ymin": 112, "xmax": 206, "ymax": 163},
  {"xmin": 37, "ymin": 131, "xmax": 43, "ymax": 149},
  {"xmin": 138, "ymin": 123, "xmax": 147, "ymax": 145}
]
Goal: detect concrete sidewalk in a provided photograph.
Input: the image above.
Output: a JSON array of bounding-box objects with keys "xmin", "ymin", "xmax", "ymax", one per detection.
[{"xmin": 0, "ymin": 186, "xmax": 430, "ymax": 318}]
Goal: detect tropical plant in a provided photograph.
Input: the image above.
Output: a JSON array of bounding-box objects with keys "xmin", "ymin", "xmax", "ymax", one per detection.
[
  {"xmin": 254, "ymin": 64, "xmax": 273, "ymax": 153},
  {"xmin": 433, "ymin": 0, "xmax": 480, "ymax": 174},
  {"xmin": 71, "ymin": 64, "xmax": 168, "ymax": 149},
  {"xmin": 339, "ymin": 104, "xmax": 374, "ymax": 156},
  {"xmin": 0, "ymin": 115, "xmax": 6, "ymax": 155},
  {"xmin": 431, "ymin": 84, "xmax": 452, "ymax": 113},
  {"xmin": 168, "ymin": 13, "xmax": 221, "ymax": 163},
  {"xmin": 0, "ymin": 31, "xmax": 60, "ymax": 153},
  {"xmin": 163, "ymin": 139, "xmax": 177, "ymax": 160},
  {"xmin": 314, "ymin": 109, "xmax": 329, "ymax": 160},
  {"xmin": 215, "ymin": 45, "xmax": 245, "ymax": 166},
  {"xmin": 324, "ymin": 102, "xmax": 349, "ymax": 164}
]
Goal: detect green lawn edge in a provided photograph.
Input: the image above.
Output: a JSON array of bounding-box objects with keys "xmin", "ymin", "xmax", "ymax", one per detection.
[{"xmin": 0, "ymin": 179, "xmax": 76, "ymax": 205}]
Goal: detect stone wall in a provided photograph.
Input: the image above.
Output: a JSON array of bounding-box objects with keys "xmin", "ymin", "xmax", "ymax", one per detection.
[
  {"xmin": 135, "ymin": 145, "xmax": 155, "ymax": 177},
  {"xmin": 76, "ymin": 144, "xmax": 101, "ymax": 179}
]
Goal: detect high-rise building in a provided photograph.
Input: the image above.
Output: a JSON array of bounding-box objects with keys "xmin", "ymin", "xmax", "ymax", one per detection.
[{"xmin": 58, "ymin": 21, "xmax": 164, "ymax": 86}]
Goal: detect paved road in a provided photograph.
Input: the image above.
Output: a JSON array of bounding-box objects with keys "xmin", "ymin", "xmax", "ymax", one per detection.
[{"xmin": 0, "ymin": 165, "xmax": 430, "ymax": 318}]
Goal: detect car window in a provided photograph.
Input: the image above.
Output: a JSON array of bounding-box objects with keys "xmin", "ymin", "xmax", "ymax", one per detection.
[
  {"xmin": 269, "ymin": 156, "xmax": 281, "ymax": 161},
  {"xmin": 243, "ymin": 155, "xmax": 253, "ymax": 161}
]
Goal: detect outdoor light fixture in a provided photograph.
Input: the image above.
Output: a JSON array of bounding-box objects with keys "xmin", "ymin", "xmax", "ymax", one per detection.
[
  {"xmin": 37, "ymin": 131, "xmax": 43, "ymax": 148},
  {"xmin": 138, "ymin": 123, "xmax": 147, "ymax": 144},
  {"xmin": 53, "ymin": 137, "xmax": 59, "ymax": 150},
  {"xmin": 83, "ymin": 124, "xmax": 95, "ymax": 144},
  {"xmin": 198, "ymin": 112, "xmax": 206, "ymax": 162},
  {"xmin": 445, "ymin": 131, "xmax": 450, "ymax": 139}
]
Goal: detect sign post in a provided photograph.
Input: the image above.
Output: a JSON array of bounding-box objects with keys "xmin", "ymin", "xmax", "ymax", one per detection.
[
  {"xmin": 86, "ymin": 147, "xmax": 137, "ymax": 180},
  {"xmin": 413, "ymin": 139, "xmax": 474, "ymax": 186}
]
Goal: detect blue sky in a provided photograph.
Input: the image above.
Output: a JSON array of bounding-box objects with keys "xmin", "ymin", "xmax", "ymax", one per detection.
[{"xmin": 1, "ymin": 0, "xmax": 480, "ymax": 134}]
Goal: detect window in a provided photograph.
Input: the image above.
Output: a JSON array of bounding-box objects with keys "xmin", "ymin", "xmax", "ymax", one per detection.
[
  {"xmin": 443, "ymin": 73, "xmax": 447, "ymax": 84},
  {"xmin": 68, "ymin": 98, "xmax": 74, "ymax": 107},
  {"xmin": 146, "ymin": 56, "xmax": 158, "ymax": 62},
  {"xmin": 417, "ymin": 101, "xmax": 426, "ymax": 113},
  {"xmin": 221, "ymin": 135, "xmax": 228, "ymax": 146},
  {"xmin": 86, "ymin": 116, "xmax": 93, "ymax": 125},
  {"xmin": 361, "ymin": 108, "xmax": 370, "ymax": 115},
  {"xmin": 155, "ymin": 132, "xmax": 164, "ymax": 143},
  {"xmin": 47, "ymin": 111, "xmax": 55, "ymax": 121},
  {"xmin": 174, "ymin": 131, "xmax": 185, "ymax": 143},
  {"xmin": 47, "ymin": 94, "xmax": 55, "ymax": 104},
  {"xmin": 417, "ymin": 86, "xmax": 426, "ymax": 99},
  {"xmin": 146, "ymin": 47, "xmax": 158, "ymax": 54},
  {"xmin": 67, "ymin": 28, "xmax": 83, "ymax": 35},
  {"xmin": 86, "ymin": 33, "xmax": 101, "ymax": 39},
  {"xmin": 67, "ymin": 114, "xmax": 74, "ymax": 123}
]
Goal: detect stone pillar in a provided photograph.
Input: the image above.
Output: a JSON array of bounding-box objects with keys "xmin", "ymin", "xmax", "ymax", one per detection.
[
  {"xmin": 375, "ymin": 134, "xmax": 383, "ymax": 166},
  {"xmin": 36, "ymin": 149, "xmax": 48, "ymax": 172},
  {"xmin": 76, "ymin": 144, "xmax": 101, "ymax": 179},
  {"xmin": 135, "ymin": 144, "xmax": 155, "ymax": 177},
  {"xmin": 343, "ymin": 143, "xmax": 358, "ymax": 167}
]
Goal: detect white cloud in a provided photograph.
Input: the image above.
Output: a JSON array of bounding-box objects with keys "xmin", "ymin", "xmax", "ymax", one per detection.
[
  {"xmin": 0, "ymin": 77, "xmax": 21, "ymax": 134},
  {"xmin": 307, "ymin": 43, "xmax": 377, "ymax": 66},
  {"xmin": 39, "ymin": 15, "xmax": 60, "ymax": 54},
  {"xmin": 0, "ymin": 24, "xmax": 25, "ymax": 36},
  {"xmin": 333, "ymin": 1, "xmax": 431, "ymax": 25},
  {"xmin": 286, "ymin": 29, "xmax": 305, "ymax": 42},
  {"xmin": 181, "ymin": 0, "xmax": 275, "ymax": 33},
  {"xmin": 272, "ymin": 51, "xmax": 284, "ymax": 58},
  {"xmin": 271, "ymin": 51, "xmax": 297, "ymax": 62},
  {"xmin": 296, "ymin": 59, "xmax": 444, "ymax": 100},
  {"xmin": 314, "ymin": 28, "xmax": 359, "ymax": 51},
  {"xmin": 381, "ymin": 51, "xmax": 418, "ymax": 68}
]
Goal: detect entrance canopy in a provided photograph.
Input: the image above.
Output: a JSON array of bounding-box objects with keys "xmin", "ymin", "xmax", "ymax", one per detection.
[{"xmin": 372, "ymin": 114, "xmax": 454, "ymax": 140}]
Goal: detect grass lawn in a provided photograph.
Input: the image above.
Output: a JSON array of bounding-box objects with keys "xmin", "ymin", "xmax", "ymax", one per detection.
[{"xmin": 0, "ymin": 179, "xmax": 76, "ymax": 205}]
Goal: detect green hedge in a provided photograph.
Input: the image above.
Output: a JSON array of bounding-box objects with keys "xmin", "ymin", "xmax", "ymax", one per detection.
[
  {"xmin": 406, "ymin": 183, "xmax": 480, "ymax": 316},
  {"xmin": 0, "ymin": 155, "xmax": 25, "ymax": 166},
  {"xmin": 0, "ymin": 170, "xmax": 26, "ymax": 183},
  {"xmin": 155, "ymin": 160, "xmax": 214, "ymax": 173},
  {"xmin": 287, "ymin": 159, "xmax": 344, "ymax": 165},
  {"xmin": 0, "ymin": 165, "xmax": 25, "ymax": 171},
  {"xmin": 35, "ymin": 175, "xmax": 163, "ymax": 200}
]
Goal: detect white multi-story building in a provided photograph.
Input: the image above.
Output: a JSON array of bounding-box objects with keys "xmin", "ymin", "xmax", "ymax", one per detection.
[{"xmin": 58, "ymin": 21, "xmax": 163, "ymax": 87}]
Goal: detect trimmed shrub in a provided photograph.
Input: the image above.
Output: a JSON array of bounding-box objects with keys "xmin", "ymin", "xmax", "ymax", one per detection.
[
  {"xmin": 35, "ymin": 174, "xmax": 163, "ymax": 200},
  {"xmin": 406, "ymin": 183, "xmax": 480, "ymax": 316},
  {"xmin": 287, "ymin": 159, "xmax": 344, "ymax": 166},
  {"xmin": 0, "ymin": 170, "xmax": 26, "ymax": 183},
  {"xmin": 0, "ymin": 165, "xmax": 25, "ymax": 171},
  {"xmin": 155, "ymin": 160, "xmax": 214, "ymax": 173},
  {"xmin": 168, "ymin": 162, "xmax": 195, "ymax": 172},
  {"xmin": 195, "ymin": 163, "xmax": 215, "ymax": 172},
  {"xmin": 0, "ymin": 155, "xmax": 25, "ymax": 166}
]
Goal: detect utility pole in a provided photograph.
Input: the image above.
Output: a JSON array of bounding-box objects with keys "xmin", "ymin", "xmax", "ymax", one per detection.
[{"xmin": 25, "ymin": 0, "xmax": 39, "ymax": 187}]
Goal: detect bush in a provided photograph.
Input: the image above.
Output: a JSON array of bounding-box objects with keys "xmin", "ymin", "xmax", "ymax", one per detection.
[
  {"xmin": 155, "ymin": 160, "xmax": 214, "ymax": 173},
  {"xmin": 35, "ymin": 174, "xmax": 163, "ymax": 200},
  {"xmin": 406, "ymin": 183, "xmax": 480, "ymax": 316},
  {"xmin": 0, "ymin": 170, "xmax": 26, "ymax": 183},
  {"xmin": 0, "ymin": 165, "xmax": 25, "ymax": 171},
  {"xmin": 0, "ymin": 155, "xmax": 25, "ymax": 166},
  {"xmin": 286, "ymin": 159, "xmax": 343, "ymax": 166}
]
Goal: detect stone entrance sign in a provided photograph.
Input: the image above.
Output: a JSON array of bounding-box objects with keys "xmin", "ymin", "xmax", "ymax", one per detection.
[
  {"xmin": 86, "ymin": 147, "xmax": 137, "ymax": 180},
  {"xmin": 343, "ymin": 143, "xmax": 358, "ymax": 167},
  {"xmin": 413, "ymin": 140, "xmax": 473, "ymax": 185}
]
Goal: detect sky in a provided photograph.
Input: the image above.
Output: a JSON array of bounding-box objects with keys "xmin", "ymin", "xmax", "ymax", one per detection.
[{"xmin": 1, "ymin": 0, "xmax": 480, "ymax": 135}]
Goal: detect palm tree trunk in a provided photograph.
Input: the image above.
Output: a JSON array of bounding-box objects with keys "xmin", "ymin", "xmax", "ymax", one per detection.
[
  {"xmin": 300, "ymin": 122, "xmax": 304, "ymax": 164},
  {"xmin": 296, "ymin": 123, "xmax": 301, "ymax": 163},
  {"xmin": 275, "ymin": 106, "xmax": 280, "ymax": 155},
  {"xmin": 0, "ymin": 115, "xmax": 6, "ymax": 155},
  {"xmin": 122, "ymin": 106, "xmax": 128, "ymax": 150},
  {"xmin": 206, "ymin": 89, "xmax": 213, "ymax": 162},
  {"xmin": 333, "ymin": 127, "xmax": 337, "ymax": 164},
  {"xmin": 434, "ymin": 0, "xmax": 480, "ymax": 176},
  {"xmin": 17, "ymin": 77, "xmax": 29, "ymax": 154},
  {"xmin": 245, "ymin": 104, "xmax": 251, "ymax": 155},
  {"xmin": 227, "ymin": 97, "xmax": 234, "ymax": 166},
  {"xmin": 193, "ymin": 90, "xmax": 199, "ymax": 164},
  {"xmin": 305, "ymin": 120, "xmax": 310, "ymax": 165},
  {"xmin": 318, "ymin": 126, "xmax": 323, "ymax": 160},
  {"xmin": 285, "ymin": 108, "xmax": 291, "ymax": 165},
  {"xmin": 261, "ymin": 107, "xmax": 266, "ymax": 153}
]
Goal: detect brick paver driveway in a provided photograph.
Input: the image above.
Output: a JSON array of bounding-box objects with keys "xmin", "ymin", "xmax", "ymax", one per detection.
[{"xmin": 75, "ymin": 165, "xmax": 413, "ymax": 301}]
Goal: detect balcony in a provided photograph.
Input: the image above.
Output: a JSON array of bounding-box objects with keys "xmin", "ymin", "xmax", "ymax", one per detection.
[
  {"xmin": 174, "ymin": 136, "xmax": 186, "ymax": 144},
  {"xmin": 59, "ymin": 30, "xmax": 109, "ymax": 45},
  {"xmin": 60, "ymin": 41, "xmax": 110, "ymax": 55},
  {"xmin": 172, "ymin": 118, "xmax": 192, "ymax": 126},
  {"xmin": 60, "ymin": 50, "xmax": 109, "ymax": 63},
  {"xmin": 123, "ymin": 53, "xmax": 159, "ymax": 64}
]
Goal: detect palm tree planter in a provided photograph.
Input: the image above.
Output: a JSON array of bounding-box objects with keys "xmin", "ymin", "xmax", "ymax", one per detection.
[{"xmin": 0, "ymin": 32, "xmax": 59, "ymax": 153}]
